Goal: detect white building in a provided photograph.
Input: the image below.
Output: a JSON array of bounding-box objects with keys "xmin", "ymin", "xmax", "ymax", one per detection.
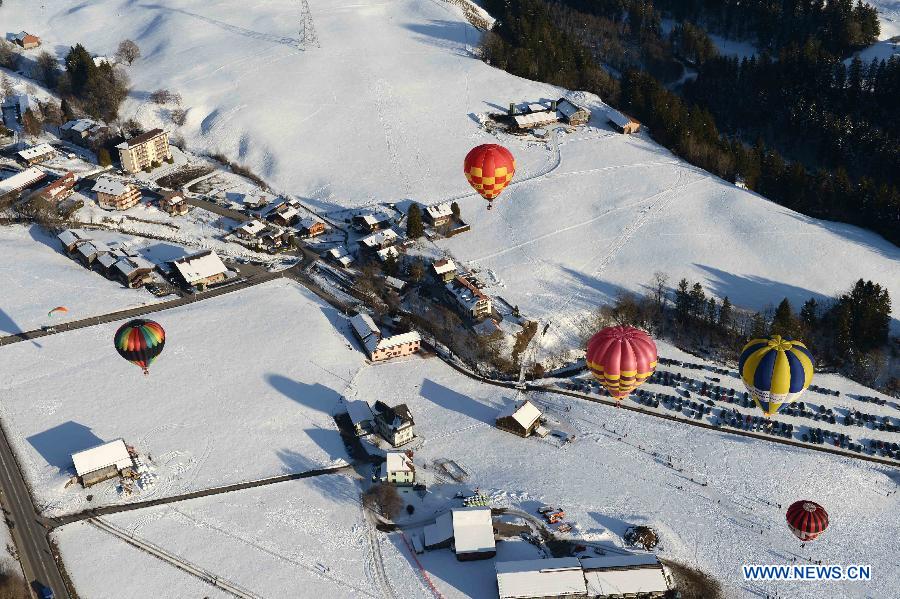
[
  {"xmin": 359, "ymin": 228, "xmax": 399, "ymax": 251},
  {"xmin": 71, "ymin": 439, "xmax": 133, "ymax": 487},
  {"xmin": 373, "ymin": 401, "xmax": 416, "ymax": 447},
  {"xmin": 581, "ymin": 554, "xmax": 669, "ymax": 598},
  {"xmin": 496, "ymin": 558, "xmax": 588, "ymax": 599},
  {"xmin": 0, "ymin": 167, "xmax": 46, "ymax": 198},
  {"xmin": 349, "ymin": 313, "xmax": 421, "ymax": 362},
  {"xmin": 381, "ymin": 451, "xmax": 415, "ymax": 485},
  {"xmin": 92, "ymin": 176, "xmax": 141, "ymax": 210},
  {"xmin": 167, "ymin": 250, "xmax": 229, "ymax": 290}
]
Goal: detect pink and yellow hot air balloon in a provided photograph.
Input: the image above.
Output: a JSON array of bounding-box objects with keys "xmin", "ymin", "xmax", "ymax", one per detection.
[{"xmin": 586, "ymin": 326, "xmax": 658, "ymax": 401}]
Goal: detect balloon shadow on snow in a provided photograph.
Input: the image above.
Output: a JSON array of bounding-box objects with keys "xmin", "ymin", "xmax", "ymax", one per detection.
[
  {"xmin": 265, "ymin": 373, "xmax": 343, "ymax": 414},
  {"xmin": 0, "ymin": 307, "xmax": 24, "ymax": 336},
  {"xmin": 781, "ymin": 208, "xmax": 900, "ymax": 261},
  {"xmin": 419, "ymin": 378, "xmax": 500, "ymax": 424},
  {"xmin": 403, "ymin": 21, "xmax": 474, "ymax": 56},
  {"xmin": 274, "ymin": 427, "xmax": 349, "ymax": 474},
  {"xmin": 26, "ymin": 421, "xmax": 104, "ymax": 473}
]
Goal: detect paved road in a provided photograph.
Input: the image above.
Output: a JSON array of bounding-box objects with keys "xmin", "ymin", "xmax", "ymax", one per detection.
[{"xmin": 0, "ymin": 421, "xmax": 69, "ymax": 597}]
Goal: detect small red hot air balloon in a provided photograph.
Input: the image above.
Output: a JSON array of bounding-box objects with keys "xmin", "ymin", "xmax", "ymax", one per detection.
[
  {"xmin": 586, "ymin": 326, "xmax": 658, "ymax": 401},
  {"xmin": 464, "ymin": 144, "xmax": 516, "ymax": 210},
  {"xmin": 786, "ymin": 500, "xmax": 829, "ymax": 542}
]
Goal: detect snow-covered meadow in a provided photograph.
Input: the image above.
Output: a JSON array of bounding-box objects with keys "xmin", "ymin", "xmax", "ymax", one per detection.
[{"xmin": 0, "ymin": 279, "xmax": 365, "ymax": 516}]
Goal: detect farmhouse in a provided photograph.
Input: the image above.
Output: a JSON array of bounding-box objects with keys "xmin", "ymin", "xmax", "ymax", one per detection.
[
  {"xmin": 496, "ymin": 400, "xmax": 545, "ymax": 438},
  {"xmin": 446, "ymin": 275, "xmax": 492, "ymax": 319},
  {"xmin": 269, "ymin": 203, "xmax": 300, "ymax": 226},
  {"xmin": 346, "ymin": 400, "xmax": 375, "ymax": 436},
  {"xmin": 159, "ymin": 191, "xmax": 188, "ymax": 216},
  {"xmin": 359, "ymin": 229, "xmax": 399, "ymax": 251},
  {"xmin": 557, "ymin": 98, "xmax": 591, "ymax": 126},
  {"xmin": 71, "ymin": 439, "xmax": 133, "ymax": 487},
  {"xmin": 93, "ymin": 176, "xmax": 141, "ymax": 210},
  {"xmin": 373, "ymin": 401, "xmax": 416, "ymax": 447},
  {"xmin": 451, "ymin": 507, "xmax": 496, "ymax": 561},
  {"xmin": 425, "ymin": 202, "xmax": 453, "ymax": 227},
  {"xmin": 59, "ymin": 118, "xmax": 109, "ymax": 146},
  {"xmin": 607, "ymin": 110, "xmax": 641, "ymax": 134},
  {"xmin": 17, "ymin": 143, "xmax": 55, "ymax": 165},
  {"xmin": 298, "ymin": 217, "xmax": 325, "ymax": 237},
  {"xmin": 95, "ymin": 249, "xmax": 130, "ymax": 276},
  {"xmin": 57, "ymin": 229, "xmax": 91, "ymax": 254},
  {"xmin": 381, "ymin": 451, "xmax": 416, "ymax": 485},
  {"xmin": 167, "ymin": 250, "xmax": 229, "ymax": 291},
  {"xmin": 375, "ymin": 246, "xmax": 401, "ymax": 263},
  {"xmin": 234, "ymin": 219, "xmax": 267, "ymax": 240},
  {"xmin": 580, "ymin": 554, "xmax": 669, "ymax": 598},
  {"xmin": 113, "ymin": 256, "xmax": 155, "ymax": 288},
  {"xmin": 0, "ymin": 167, "xmax": 46, "ymax": 198},
  {"xmin": 432, "ymin": 258, "xmax": 457, "ymax": 283},
  {"xmin": 352, "ymin": 212, "xmax": 393, "ymax": 233},
  {"xmin": 75, "ymin": 240, "xmax": 111, "ymax": 267},
  {"xmin": 116, "ymin": 128, "xmax": 172, "ymax": 173},
  {"xmin": 508, "ymin": 98, "xmax": 591, "ymax": 131},
  {"xmin": 496, "ymin": 558, "xmax": 588, "ymax": 599},
  {"xmin": 260, "ymin": 227, "xmax": 291, "ymax": 250},
  {"xmin": 33, "ymin": 171, "xmax": 77, "ymax": 203},
  {"xmin": 349, "ymin": 313, "xmax": 421, "ymax": 362},
  {"xmin": 13, "ymin": 31, "xmax": 41, "ymax": 49}
]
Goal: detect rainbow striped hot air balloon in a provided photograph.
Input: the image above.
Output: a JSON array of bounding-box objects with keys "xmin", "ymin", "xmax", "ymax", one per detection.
[
  {"xmin": 786, "ymin": 500, "xmax": 829, "ymax": 542},
  {"xmin": 739, "ymin": 335, "xmax": 814, "ymax": 416},
  {"xmin": 586, "ymin": 326, "xmax": 658, "ymax": 401},
  {"xmin": 464, "ymin": 144, "xmax": 516, "ymax": 210},
  {"xmin": 114, "ymin": 319, "xmax": 166, "ymax": 375}
]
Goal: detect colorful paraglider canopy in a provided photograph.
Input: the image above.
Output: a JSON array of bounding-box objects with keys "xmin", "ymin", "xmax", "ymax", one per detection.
[
  {"xmin": 739, "ymin": 335, "xmax": 814, "ymax": 417},
  {"xmin": 786, "ymin": 500, "xmax": 829, "ymax": 542},
  {"xmin": 586, "ymin": 326, "xmax": 658, "ymax": 400},
  {"xmin": 464, "ymin": 144, "xmax": 516, "ymax": 209},
  {"xmin": 48, "ymin": 306, "xmax": 69, "ymax": 317},
  {"xmin": 114, "ymin": 319, "xmax": 166, "ymax": 375}
]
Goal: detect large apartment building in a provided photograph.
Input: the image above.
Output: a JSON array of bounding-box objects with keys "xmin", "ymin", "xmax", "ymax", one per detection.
[{"xmin": 116, "ymin": 129, "xmax": 172, "ymax": 173}]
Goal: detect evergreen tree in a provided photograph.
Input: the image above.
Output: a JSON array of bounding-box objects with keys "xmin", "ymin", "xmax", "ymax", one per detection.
[
  {"xmin": 689, "ymin": 283, "xmax": 706, "ymax": 319},
  {"xmin": 60, "ymin": 97, "xmax": 75, "ymax": 121},
  {"xmin": 406, "ymin": 204, "xmax": 424, "ymax": 239},
  {"xmin": 451, "ymin": 201, "xmax": 460, "ymax": 218},
  {"xmin": 718, "ymin": 296, "xmax": 733, "ymax": 330},
  {"xmin": 750, "ymin": 312, "xmax": 767, "ymax": 338},
  {"xmin": 705, "ymin": 297, "xmax": 717, "ymax": 325},
  {"xmin": 674, "ymin": 278, "xmax": 691, "ymax": 323},
  {"xmin": 799, "ymin": 298, "xmax": 819, "ymax": 329},
  {"xmin": 834, "ymin": 279, "xmax": 891, "ymax": 353},
  {"xmin": 770, "ymin": 298, "xmax": 798, "ymax": 338},
  {"xmin": 64, "ymin": 44, "xmax": 98, "ymax": 97}
]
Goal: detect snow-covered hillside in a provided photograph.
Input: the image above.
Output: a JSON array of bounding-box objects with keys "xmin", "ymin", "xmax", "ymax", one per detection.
[
  {"xmin": 0, "ymin": 279, "xmax": 363, "ymax": 516},
  {"xmin": 4, "ymin": 0, "xmax": 897, "ymax": 352}
]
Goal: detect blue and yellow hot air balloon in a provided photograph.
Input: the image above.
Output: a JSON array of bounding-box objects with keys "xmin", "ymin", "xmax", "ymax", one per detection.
[{"xmin": 739, "ymin": 335, "xmax": 814, "ymax": 416}]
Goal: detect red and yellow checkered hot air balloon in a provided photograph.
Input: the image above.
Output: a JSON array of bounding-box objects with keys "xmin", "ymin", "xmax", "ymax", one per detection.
[
  {"xmin": 586, "ymin": 326, "xmax": 658, "ymax": 401},
  {"xmin": 464, "ymin": 144, "xmax": 515, "ymax": 210}
]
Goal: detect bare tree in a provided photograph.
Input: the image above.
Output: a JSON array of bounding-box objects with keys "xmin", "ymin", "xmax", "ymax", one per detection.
[
  {"xmin": 0, "ymin": 40, "xmax": 19, "ymax": 70},
  {"xmin": 115, "ymin": 39, "xmax": 141, "ymax": 65},
  {"xmin": 22, "ymin": 109, "xmax": 43, "ymax": 137},
  {"xmin": 35, "ymin": 51, "xmax": 60, "ymax": 88},
  {"xmin": 364, "ymin": 483, "xmax": 403, "ymax": 519},
  {"xmin": 170, "ymin": 108, "xmax": 187, "ymax": 126},
  {"xmin": 0, "ymin": 73, "xmax": 13, "ymax": 101}
]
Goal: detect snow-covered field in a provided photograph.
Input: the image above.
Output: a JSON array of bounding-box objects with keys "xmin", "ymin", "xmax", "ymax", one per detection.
[
  {"xmin": 0, "ymin": 279, "xmax": 365, "ymax": 516},
  {"xmin": 0, "ymin": 224, "xmax": 159, "ymax": 335},
  {"xmin": 870, "ymin": 0, "xmax": 900, "ymax": 39},
  {"xmin": 3, "ymin": 0, "xmax": 898, "ymax": 350}
]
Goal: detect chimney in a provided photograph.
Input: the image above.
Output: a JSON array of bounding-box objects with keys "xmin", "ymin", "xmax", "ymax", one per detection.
[
  {"xmin": 551, "ymin": 99, "xmax": 558, "ymax": 111},
  {"xmin": 509, "ymin": 103, "xmax": 516, "ymax": 116}
]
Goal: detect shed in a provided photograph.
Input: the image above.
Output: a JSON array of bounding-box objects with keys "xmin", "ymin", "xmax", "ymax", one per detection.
[
  {"xmin": 607, "ymin": 110, "xmax": 640, "ymax": 134},
  {"xmin": 71, "ymin": 439, "xmax": 133, "ymax": 487},
  {"xmin": 13, "ymin": 31, "xmax": 41, "ymax": 49},
  {"xmin": 346, "ymin": 400, "xmax": 375, "ymax": 436},
  {"xmin": 451, "ymin": 507, "xmax": 496, "ymax": 560},
  {"xmin": 580, "ymin": 554, "xmax": 669, "ymax": 598},
  {"xmin": 496, "ymin": 400, "xmax": 543, "ymax": 437},
  {"xmin": 496, "ymin": 558, "xmax": 588, "ymax": 599}
]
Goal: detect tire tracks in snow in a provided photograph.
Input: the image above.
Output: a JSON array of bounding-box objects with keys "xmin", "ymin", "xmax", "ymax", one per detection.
[{"xmin": 362, "ymin": 504, "xmax": 400, "ymax": 599}]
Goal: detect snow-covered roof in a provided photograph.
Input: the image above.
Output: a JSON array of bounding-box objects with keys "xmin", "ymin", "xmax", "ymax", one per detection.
[
  {"xmin": 328, "ymin": 246, "xmax": 350, "ymax": 259},
  {"xmin": 17, "ymin": 143, "xmax": 55, "ymax": 161},
  {"xmin": 298, "ymin": 217, "xmax": 323, "ymax": 230},
  {"xmin": 169, "ymin": 250, "xmax": 228, "ymax": 284},
  {"xmin": 376, "ymin": 246, "xmax": 400, "ymax": 262},
  {"xmin": 607, "ymin": 109, "xmax": 637, "ymax": 128},
  {"xmin": 557, "ymin": 98, "xmax": 586, "ymax": 118},
  {"xmin": 274, "ymin": 205, "xmax": 299, "ymax": 220},
  {"xmin": 350, "ymin": 313, "xmax": 380, "ymax": 341},
  {"xmin": 360, "ymin": 229, "xmax": 398, "ymax": 248},
  {"xmin": 514, "ymin": 111, "xmax": 558, "ymax": 128},
  {"xmin": 384, "ymin": 276, "xmax": 406, "ymax": 291},
  {"xmin": 71, "ymin": 439, "xmax": 132, "ymax": 476},
  {"xmin": 473, "ymin": 318, "xmax": 501, "ymax": 336},
  {"xmin": 452, "ymin": 507, "xmax": 495, "ymax": 555},
  {"xmin": 424, "ymin": 512, "xmax": 454, "ymax": 547},
  {"xmin": 114, "ymin": 256, "xmax": 154, "ymax": 278},
  {"xmin": 57, "ymin": 229, "xmax": 90, "ymax": 247},
  {"xmin": 385, "ymin": 451, "xmax": 414, "ymax": 474},
  {"xmin": 447, "ymin": 276, "xmax": 489, "ymax": 311},
  {"xmin": 61, "ymin": 118, "xmax": 99, "ymax": 133},
  {"xmin": 92, "ymin": 176, "xmax": 133, "ymax": 197},
  {"xmin": 528, "ymin": 102, "xmax": 547, "ymax": 112},
  {"xmin": 497, "ymin": 400, "xmax": 542, "ymax": 430},
  {"xmin": 116, "ymin": 128, "xmax": 167, "ymax": 150},
  {"xmin": 355, "ymin": 212, "xmax": 392, "ymax": 226},
  {"xmin": 581, "ymin": 555, "xmax": 668, "ymax": 596},
  {"xmin": 496, "ymin": 558, "xmax": 586, "ymax": 599},
  {"xmin": 237, "ymin": 219, "xmax": 266, "ymax": 236},
  {"xmin": 433, "ymin": 258, "xmax": 456, "ymax": 275},
  {"xmin": 426, "ymin": 203, "xmax": 453, "ymax": 219},
  {"xmin": 375, "ymin": 331, "xmax": 421, "ymax": 351},
  {"xmin": 346, "ymin": 400, "xmax": 374, "ymax": 426},
  {"xmin": 97, "ymin": 249, "xmax": 128, "ymax": 269},
  {"xmin": 0, "ymin": 167, "xmax": 46, "ymax": 195},
  {"xmin": 76, "ymin": 240, "xmax": 110, "ymax": 258}
]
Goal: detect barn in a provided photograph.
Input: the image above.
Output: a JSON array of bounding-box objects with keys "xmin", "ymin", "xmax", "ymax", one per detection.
[
  {"xmin": 71, "ymin": 439, "xmax": 133, "ymax": 487},
  {"xmin": 495, "ymin": 400, "xmax": 544, "ymax": 438}
]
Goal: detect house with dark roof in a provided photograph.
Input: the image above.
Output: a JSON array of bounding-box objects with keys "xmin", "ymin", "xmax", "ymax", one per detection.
[{"xmin": 373, "ymin": 401, "xmax": 416, "ymax": 447}]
